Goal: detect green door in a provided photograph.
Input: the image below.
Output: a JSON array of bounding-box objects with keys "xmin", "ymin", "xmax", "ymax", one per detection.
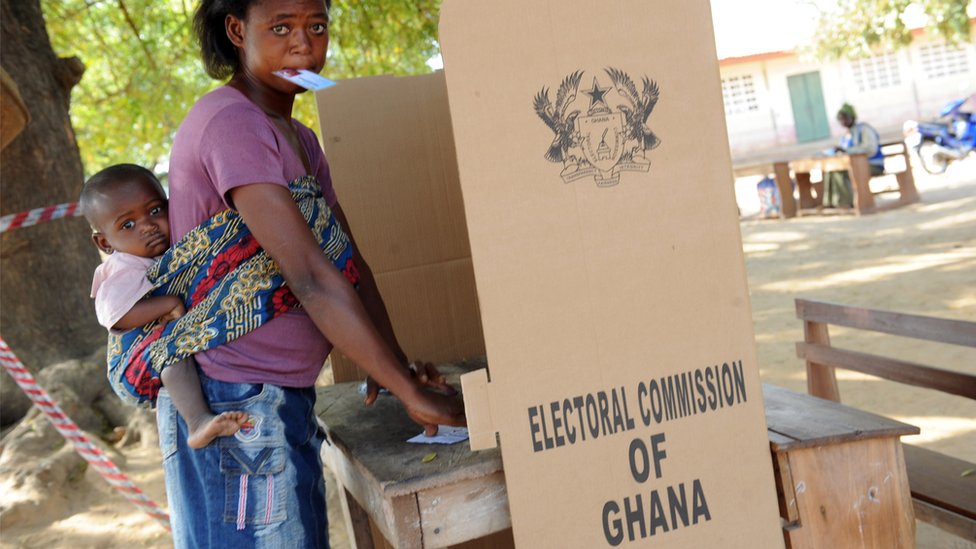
[{"xmin": 787, "ymin": 72, "xmax": 830, "ymax": 143}]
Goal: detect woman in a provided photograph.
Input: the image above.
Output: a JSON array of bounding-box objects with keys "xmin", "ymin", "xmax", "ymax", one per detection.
[{"xmin": 161, "ymin": 1, "xmax": 465, "ymax": 546}]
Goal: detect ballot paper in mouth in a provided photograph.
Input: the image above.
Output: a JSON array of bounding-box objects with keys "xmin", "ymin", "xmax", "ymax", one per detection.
[
  {"xmin": 407, "ymin": 426, "xmax": 470, "ymax": 445},
  {"xmin": 273, "ymin": 69, "xmax": 336, "ymax": 91}
]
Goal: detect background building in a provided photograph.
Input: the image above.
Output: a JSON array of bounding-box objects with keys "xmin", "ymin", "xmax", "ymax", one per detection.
[{"xmin": 720, "ymin": 28, "xmax": 976, "ymax": 159}]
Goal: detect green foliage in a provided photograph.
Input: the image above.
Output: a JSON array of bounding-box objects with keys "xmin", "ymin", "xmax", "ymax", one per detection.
[
  {"xmin": 44, "ymin": 0, "xmax": 205, "ymax": 173},
  {"xmin": 42, "ymin": 0, "xmax": 442, "ymax": 176},
  {"xmin": 812, "ymin": 0, "xmax": 973, "ymax": 60},
  {"xmin": 327, "ymin": 0, "xmax": 441, "ymax": 78}
]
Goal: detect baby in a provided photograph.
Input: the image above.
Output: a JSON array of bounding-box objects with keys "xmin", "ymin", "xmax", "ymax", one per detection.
[{"xmin": 80, "ymin": 164, "xmax": 246, "ymax": 448}]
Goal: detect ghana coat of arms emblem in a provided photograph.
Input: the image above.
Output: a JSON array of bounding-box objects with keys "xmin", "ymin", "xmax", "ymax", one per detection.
[{"xmin": 534, "ymin": 68, "xmax": 661, "ymax": 187}]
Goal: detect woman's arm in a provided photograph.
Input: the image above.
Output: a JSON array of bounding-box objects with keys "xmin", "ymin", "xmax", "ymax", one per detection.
[
  {"xmin": 229, "ymin": 183, "xmax": 464, "ymax": 430},
  {"xmin": 332, "ymin": 204, "xmax": 408, "ymax": 366},
  {"xmin": 331, "ymin": 205, "xmax": 454, "ymax": 400}
]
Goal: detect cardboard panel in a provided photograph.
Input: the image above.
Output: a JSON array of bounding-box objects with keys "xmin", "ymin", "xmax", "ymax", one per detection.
[
  {"xmin": 316, "ymin": 73, "xmax": 485, "ymax": 381},
  {"xmin": 441, "ymin": 0, "xmax": 784, "ymax": 547},
  {"xmin": 373, "ymin": 260, "xmax": 484, "ymax": 364}
]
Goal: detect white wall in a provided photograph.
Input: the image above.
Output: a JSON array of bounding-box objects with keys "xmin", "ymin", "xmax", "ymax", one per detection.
[
  {"xmin": 719, "ymin": 62, "xmax": 778, "ymax": 151},
  {"xmin": 906, "ymin": 39, "xmax": 976, "ymax": 117},
  {"xmin": 721, "ymin": 34, "xmax": 976, "ymax": 157},
  {"xmin": 830, "ymin": 49, "xmax": 918, "ymax": 133}
]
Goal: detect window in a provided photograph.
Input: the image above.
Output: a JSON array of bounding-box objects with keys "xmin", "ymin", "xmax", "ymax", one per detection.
[
  {"xmin": 919, "ymin": 43, "xmax": 970, "ymax": 79},
  {"xmin": 721, "ymin": 74, "xmax": 759, "ymax": 115},
  {"xmin": 850, "ymin": 52, "xmax": 901, "ymax": 92}
]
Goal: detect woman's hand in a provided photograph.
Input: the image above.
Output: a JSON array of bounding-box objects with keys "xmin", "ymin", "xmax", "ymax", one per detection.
[
  {"xmin": 409, "ymin": 361, "xmax": 458, "ymax": 395},
  {"xmin": 400, "ymin": 384, "xmax": 466, "ymax": 436},
  {"xmin": 363, "ymin": 361, "xmax": 457, "ymax": 406}
]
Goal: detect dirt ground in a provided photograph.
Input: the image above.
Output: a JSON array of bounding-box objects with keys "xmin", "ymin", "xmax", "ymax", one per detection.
[
  {"xmin": 1, "ymin": 158, "xmax": 974, "ymax": 548},
  {"xmin": 735, "ymin": 158, "xmax": 976, "ymax": 549}
]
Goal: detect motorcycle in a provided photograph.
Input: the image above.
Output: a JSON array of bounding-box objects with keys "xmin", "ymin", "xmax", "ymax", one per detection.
[{"xmin": 903, "ymin": 95, "xmax": 976, "ymax": 174}]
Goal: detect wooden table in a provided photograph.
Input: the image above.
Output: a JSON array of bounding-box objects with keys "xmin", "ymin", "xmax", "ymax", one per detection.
[
  {"xmin": 794, "ymin": 150, "xmax": 922, "ymax": 215},
  {"xmin": 790, "ymin": 153, "xmax": 879, "ymax": 214},
  {"xmin": 733, "ymin": 145, "xmax": 920, "ymax": 219},
  {"xmin": 317, "ymin": 369, "xmax": 920, "ymax": 548},
  {"xmin": 315, "ymin": 358, "xmax": 511, "ymax": 549},
  {"xmin": 764, "ymin": 384, "xmax": 920, "ymax": 548},
  {"xmin": 731, "ymin": 154, "xmax": 874, "ymax": 216}
]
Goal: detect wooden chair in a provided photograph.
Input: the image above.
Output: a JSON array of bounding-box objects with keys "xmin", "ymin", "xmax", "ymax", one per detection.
[
  {"xmin": 806, "ymin": 141, "xmax": 919, "ymax": 211},
  {"xmin": 795, "ymin": 298, "xmax": 976, "ymax": 541}
]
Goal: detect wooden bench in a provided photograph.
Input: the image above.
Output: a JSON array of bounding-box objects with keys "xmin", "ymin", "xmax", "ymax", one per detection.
[
  {"xmin": 764, "ymin": 384, "xmax": 919, "ymax": 547},
  {"xmin": 793, "ymin": 141, "xmax": 919, "ymax": 215},
  {"xmin": 813, "ymin": 140, "xmax": 919, "ymax": 208},
  {"xmin": 795, "ymin": 298, "xmax": 976, "ymax": 541},
  {"xmin": 875, "ymin": 141, "xmax": 920, "ymax": 203}
]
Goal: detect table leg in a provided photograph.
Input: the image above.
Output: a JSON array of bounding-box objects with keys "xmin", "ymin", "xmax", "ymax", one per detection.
[
  {"xmin": 389, "ymin": 495, "xmax": 424, "ymax": 548},
  {"xmin": 849, "ymin": 155, "xmax": 876, "ymax": 214},
  {"xmin": 895, "ymin": 153, "xmax": 919, "ymax": 205},
  {"xmin": 773, "ymin": 162, "xmax": 796, "ymax": 218},
  {"xmin": 795, "ymin": 171, "xmax": 817, "ymax": 209},
  {"xmin": 339, "ymin": 482, "xmax": 377, "ymax": 549}
]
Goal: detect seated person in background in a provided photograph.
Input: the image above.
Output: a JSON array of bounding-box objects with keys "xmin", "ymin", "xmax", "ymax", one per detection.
[{"xmin": 823, "ymin": 103, "xmax": 883, "ymax": 208}]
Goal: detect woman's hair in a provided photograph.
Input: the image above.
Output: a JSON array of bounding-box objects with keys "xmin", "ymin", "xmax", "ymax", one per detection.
[{"xmin": 193, "ymin": 0, "xmax": 332, "ymax": 80}]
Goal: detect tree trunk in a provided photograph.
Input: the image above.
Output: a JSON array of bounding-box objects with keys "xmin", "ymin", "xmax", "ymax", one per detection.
[{"xmin": 0, "ymin": 0, "xmax": 103, "ymax": 425}]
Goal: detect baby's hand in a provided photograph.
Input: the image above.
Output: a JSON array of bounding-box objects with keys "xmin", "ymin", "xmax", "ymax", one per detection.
[{"xmin": 157, "ymin": 297, "xmax": 186, "ymax": 327}]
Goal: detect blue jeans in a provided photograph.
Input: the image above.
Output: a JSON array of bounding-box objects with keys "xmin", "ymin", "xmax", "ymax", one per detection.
[{"xmin": 157, "ymin": 375, "xmax": 329, "ymax": 548}]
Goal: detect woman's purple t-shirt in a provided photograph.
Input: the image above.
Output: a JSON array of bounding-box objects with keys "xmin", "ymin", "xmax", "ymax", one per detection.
[{"xmin": 168, "ymin": 85, "xmax": 338, "ymax": 387}]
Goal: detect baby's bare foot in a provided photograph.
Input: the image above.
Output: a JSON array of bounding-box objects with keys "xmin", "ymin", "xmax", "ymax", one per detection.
[{"xmin": 187, "ymin": 411, "xmax": 250, "ymax": 449}]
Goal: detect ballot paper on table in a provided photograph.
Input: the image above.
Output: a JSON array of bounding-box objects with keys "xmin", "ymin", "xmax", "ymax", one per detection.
[
  {"xmin": 407, "ymin": 426, "xmax": 469, "ymax": 444},
  {"xmin": 273, "ymin": 69, "xmax": 336, "ymax": 91}
]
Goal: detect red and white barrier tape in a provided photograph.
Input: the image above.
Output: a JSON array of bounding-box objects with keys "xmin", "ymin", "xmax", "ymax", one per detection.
[
  {"xmin": 0, "ymin": 337, "xmax": 171, "ymax": 531},
  {"xmin": 0, "ymin": 202, "xmax": 81, "ymax": 234}
]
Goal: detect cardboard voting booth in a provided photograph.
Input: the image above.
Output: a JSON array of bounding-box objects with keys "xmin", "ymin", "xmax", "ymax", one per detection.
[
  {"xmin": 317, "ymin": 73, "xmax": 517, "ymax": 548},
  {"xmin": 315, "ymin": 73, "xmax": 486, "ymax": 383},
  {"xmin": 439, "ymin": 0, "xmax": 784, "ymax": 547},
  {"xmin": 315, "ymin": 1, "xmax": 783, "ymax": 546}
]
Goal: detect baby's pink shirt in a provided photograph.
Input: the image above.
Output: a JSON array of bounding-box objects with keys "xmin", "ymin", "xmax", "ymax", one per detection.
[{"xmin": 90, "ymin": 252, "xmax": 157, "ymax": 331}]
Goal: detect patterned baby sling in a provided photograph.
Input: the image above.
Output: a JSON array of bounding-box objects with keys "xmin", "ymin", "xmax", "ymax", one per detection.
[{"xmin": 107, "ymin": 176, "xmax": 359, "ymax": 407}]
